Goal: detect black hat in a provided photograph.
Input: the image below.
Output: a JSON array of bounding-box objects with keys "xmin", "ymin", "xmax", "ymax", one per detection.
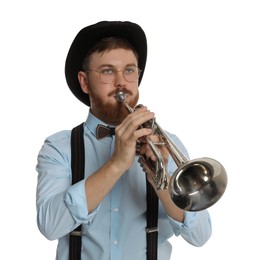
[{"xmin": 65, "ymin": 21, "xmax": 147, "ymax": 106}]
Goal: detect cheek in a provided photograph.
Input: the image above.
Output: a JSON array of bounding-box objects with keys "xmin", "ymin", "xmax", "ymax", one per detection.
[
  {"xmin": 131, "ymin": 84, "xmax": 139, "ymax": 96},
  {"xmin": 89, "ymin": 85, "xmax": 111, "ymax": 104},
  {"xmin": 97, "ymin": 88, "xmax": 109, "ymax": 97},
  {"xmin": 86, "ymin": 78, "xmax": 106, "ymax": 96}
]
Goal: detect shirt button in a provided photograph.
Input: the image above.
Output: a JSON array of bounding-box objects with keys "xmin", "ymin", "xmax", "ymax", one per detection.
[
  {"xmin": 113, "ymin": 240, "xmax": 118, "ymax": 245},
  {"xmin": 114, "ymin": 208, "xmax": 119, "ymax": 212}
]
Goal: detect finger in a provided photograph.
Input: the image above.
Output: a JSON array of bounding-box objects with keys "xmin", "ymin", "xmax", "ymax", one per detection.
[
  {"xmin": 116, "ymin": 108, "xmax": 154, "ymax": 141},
  {"xmin": 139, "ymin": 137, "xmax": 170, "ymax": 163},
  {"xmin": 121, "ymin": 106, "xmax": 153, "ymax": 131}
]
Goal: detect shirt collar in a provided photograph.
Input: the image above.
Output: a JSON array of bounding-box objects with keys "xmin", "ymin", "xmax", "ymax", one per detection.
[{"xmin": 85, "ymin": 110, "xmax": 115, "ymax": 139}]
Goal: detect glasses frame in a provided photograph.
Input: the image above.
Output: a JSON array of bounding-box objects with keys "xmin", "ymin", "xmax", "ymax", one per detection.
[{"xmin": 85, "ymin": 66, "xmax": 142, "ymax": 84}]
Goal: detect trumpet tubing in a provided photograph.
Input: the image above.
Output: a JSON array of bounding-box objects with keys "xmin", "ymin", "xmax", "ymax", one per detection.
[
  {"xmin": 115, "ymin": 90, "xmax": 227, "ymax": 211},
  {"xmin": 115, "ymin": 91, "xmax": 169, "ymax": 190}
]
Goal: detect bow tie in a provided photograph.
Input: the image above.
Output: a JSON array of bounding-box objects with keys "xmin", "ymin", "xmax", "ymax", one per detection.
[{"xmin": 96, "ymin": 124, "xmax": 115, "ymax": 140}]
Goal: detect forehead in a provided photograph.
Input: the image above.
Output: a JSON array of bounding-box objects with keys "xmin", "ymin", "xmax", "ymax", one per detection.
[{"xmin": 89, "ymin": 48, "xmax": 138, "ymax": 67}]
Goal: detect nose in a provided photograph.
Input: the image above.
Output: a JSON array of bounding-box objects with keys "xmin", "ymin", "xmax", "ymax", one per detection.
[{"xmin": 113, "ymin": 70, "xmax": 126, "ymax": 87}]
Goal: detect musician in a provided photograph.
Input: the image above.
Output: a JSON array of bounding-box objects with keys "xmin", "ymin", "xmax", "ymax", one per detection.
[{"xmin": 36, "ymin": 21, "xmax": 212, "ymax": 260}]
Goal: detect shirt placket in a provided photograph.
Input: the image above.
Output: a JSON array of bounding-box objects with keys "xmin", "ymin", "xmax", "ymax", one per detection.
[{"xmin": 109, "ymin": 137, "xmax": 122, "ymax": 259}]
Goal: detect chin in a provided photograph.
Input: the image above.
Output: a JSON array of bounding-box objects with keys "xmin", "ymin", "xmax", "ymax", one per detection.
[{"xmin": 109, "ymin": 106, "xmax": 129, "ymax": 126}]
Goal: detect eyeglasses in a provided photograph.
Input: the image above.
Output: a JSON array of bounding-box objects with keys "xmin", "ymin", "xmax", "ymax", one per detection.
[{"xmin": 85, "ymin": 66, "xmax": 141, "ymax": 84}]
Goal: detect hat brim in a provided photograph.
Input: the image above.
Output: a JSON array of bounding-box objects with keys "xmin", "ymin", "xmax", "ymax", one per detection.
[{"xmin": 65, "ymin": 21, "xmax": 147, "ymax": 106}]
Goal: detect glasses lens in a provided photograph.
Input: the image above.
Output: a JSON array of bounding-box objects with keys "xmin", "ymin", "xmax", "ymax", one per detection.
[
  {"xmin": 124, "ymin": 67, "xmax": 140, "ymax": 82},
  {"xmin": 98, "ymin": 70, "xmax": 113, "ymax": 83}
]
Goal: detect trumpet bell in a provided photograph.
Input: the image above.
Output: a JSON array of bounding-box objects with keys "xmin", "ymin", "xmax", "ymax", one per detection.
[{"xmin": 169, "ymin": 157, "xmax": 227, "ymax": 211}]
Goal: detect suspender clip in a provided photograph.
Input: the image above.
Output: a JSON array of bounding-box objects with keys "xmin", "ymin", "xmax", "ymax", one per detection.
[
  {"xmin": 70, "ymin": 230, "xmax": 82, "ymax": 236},
  {"xmin": 146, "ymin": 227, "xmax": 158, "ymax": 233}
]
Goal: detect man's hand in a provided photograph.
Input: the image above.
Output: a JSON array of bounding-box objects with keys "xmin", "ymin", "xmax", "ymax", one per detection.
[{"xmin": 111, "ymin": 106, "xmax": 154, "ymax": 173}]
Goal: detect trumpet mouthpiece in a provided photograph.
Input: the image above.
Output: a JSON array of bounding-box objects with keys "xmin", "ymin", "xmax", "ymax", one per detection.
[{"xmin": 115, "ymin": 91, "xmax": 127, "ymax": 103}]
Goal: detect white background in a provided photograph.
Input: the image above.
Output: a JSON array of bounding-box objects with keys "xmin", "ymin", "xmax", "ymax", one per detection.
[{"xmin": 1, "ymin": 0, "xmax": 253, "ymax": 259}]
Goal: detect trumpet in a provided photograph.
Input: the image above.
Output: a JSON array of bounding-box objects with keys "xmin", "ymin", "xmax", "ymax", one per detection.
[{"xmin": 115, "ymin": 90, "xmax": 227, "ymax": 211}]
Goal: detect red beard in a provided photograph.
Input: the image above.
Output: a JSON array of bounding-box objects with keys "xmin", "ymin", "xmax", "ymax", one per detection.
[{"xmin": 89, "ymin": 89, "xmax": 139, "ymax": 126}]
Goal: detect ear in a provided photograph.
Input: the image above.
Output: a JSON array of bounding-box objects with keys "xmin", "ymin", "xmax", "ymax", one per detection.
[{"xmin": 78, "ymin": 71, "xmax": 89, "ymax": 94}]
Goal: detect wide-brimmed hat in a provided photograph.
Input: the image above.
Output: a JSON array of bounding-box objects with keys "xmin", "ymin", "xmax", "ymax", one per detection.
[{"xmin": 65, "ymin": 21, "xmax": 147, "ymax": 106}]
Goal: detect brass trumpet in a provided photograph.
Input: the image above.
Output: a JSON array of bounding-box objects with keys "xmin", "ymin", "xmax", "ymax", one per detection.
[{"xmin": 115, "ymin": 91, "xmax": 227, "ymax": 211}]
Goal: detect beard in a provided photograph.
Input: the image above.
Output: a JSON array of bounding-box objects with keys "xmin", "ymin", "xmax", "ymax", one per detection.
[{"xmin": 89, "ymin": 88, "xmax": 139, "ymax": 126}]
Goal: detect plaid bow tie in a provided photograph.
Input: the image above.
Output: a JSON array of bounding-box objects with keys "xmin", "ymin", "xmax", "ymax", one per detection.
[{"xmin": 96, "ymin": 124, "xmax": 115, "ymax": 140}]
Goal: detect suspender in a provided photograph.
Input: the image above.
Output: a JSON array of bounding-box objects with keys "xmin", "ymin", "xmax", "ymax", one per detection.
[
  {"xmin": 69, "ymin": 123, "xmax": 158, "ymax": 260},
  {"xmin": 69, "ymin": 123, "xmax": 84, "ymax": 260},
  {"xmin": 146, "ymin": 178, "xmax": 159, "ymax": 259}
]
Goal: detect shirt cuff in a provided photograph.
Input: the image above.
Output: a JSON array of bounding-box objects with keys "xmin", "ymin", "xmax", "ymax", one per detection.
[
  {"xmin": 168, "ymin": 211, "xmax": 198, "ymax": 236},
  {"xmin": 64, "ymin": 178, "xmax": 99, "ymax": 225}
]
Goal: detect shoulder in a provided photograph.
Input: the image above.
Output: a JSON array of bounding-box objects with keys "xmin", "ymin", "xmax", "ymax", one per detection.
[
  {"xmin": 39, "ymin": 130, "xmax": 72, "ymax": 160},
  {"xmin": 45, "ymin": 130, "xmax": 71, "ymax": 142},
  {"xmin": 45, "ymin": 130, "xmax": 71, "ymax": 144},
  {"xmin": 166, "ymin": 132, "xmax": 180, "ymax": 143},
  {"xmin": 164, "ymin": 131, "xmax": 190, "ymax": 175},
  {"xmin": 165, "ymin": 131, "xmax": 187, "ymax": 152}
]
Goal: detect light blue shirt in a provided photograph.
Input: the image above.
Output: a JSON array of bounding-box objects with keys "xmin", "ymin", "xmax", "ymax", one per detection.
[{"xmin": 36, "ymin": 111, "xmax": 212, "ymax": 260}]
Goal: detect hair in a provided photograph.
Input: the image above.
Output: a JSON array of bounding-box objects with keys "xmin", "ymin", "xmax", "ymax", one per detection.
[{"xmin": 81, "ymin": 37, "xmax": 139, "ymax": 70}]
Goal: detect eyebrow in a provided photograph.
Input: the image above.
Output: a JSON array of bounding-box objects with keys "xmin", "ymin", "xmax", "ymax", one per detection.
[{"xmin": 98, "ymin": 63, "xmax": 138, "ymax": 69}]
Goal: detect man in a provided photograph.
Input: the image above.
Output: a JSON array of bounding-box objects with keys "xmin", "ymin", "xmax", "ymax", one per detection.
[{"xmin": 36, "ymin": 21, "xmax": 212, "ymax": 260}]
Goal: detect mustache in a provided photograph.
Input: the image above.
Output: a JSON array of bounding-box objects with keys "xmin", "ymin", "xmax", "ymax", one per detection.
[{"xmin": 108, "ymin": 88, "xmax": 133, "ymax": 98}]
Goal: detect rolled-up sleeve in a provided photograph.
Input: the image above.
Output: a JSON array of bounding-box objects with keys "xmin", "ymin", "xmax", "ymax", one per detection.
[
  {"xmin": 168, "ymin": 210, "xmax": 212, "ymax": 246},
  {"xmin": 36, "ymin": 131, "xmax": 99, "ymax": 240},
  {"xmin": 64, "ymin": 178, "xmax": 100, "ymax": 224}
]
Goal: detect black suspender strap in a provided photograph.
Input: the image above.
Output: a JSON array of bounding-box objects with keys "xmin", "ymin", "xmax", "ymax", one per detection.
[
  {"xmin": 69, "ymin": 123, "xmax": 85, "ymax": 260},
  {"xmin": 69, "ymin": 123, "xmax": 159, "ymax": 260},
  {"xmin": 146, "ymin": 177, "xmax": 159, "ymax": 260}
]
